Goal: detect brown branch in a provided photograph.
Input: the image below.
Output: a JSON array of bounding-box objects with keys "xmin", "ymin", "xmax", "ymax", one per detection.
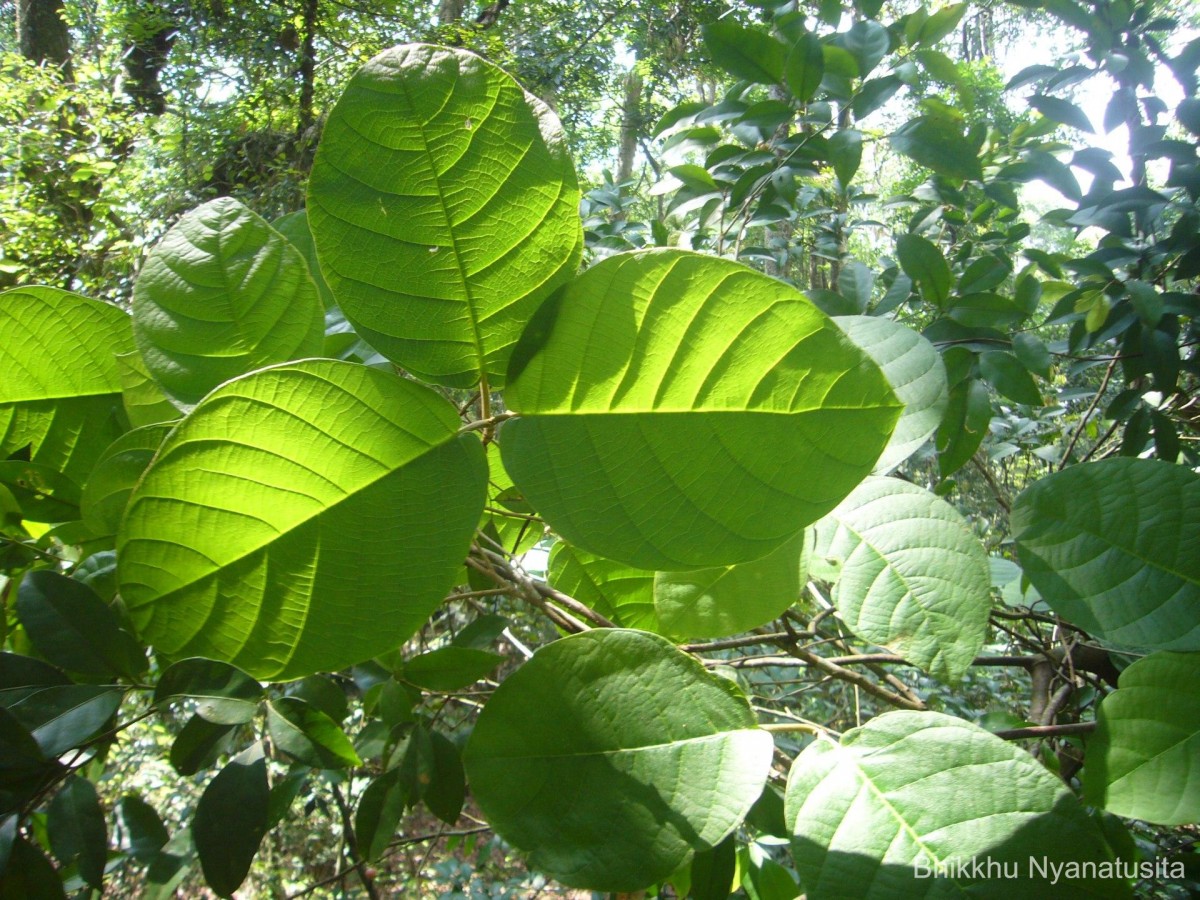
[
  {"xmin": 329, "ymin": 783, "xmax": 381, "ymax": 900},
  {"xmin": 1059, "ymin": 356, "xmax": 1118, "ymax": 469},
  {"xmin": 993, "ymin": 722, "xmax": 1096, "ymax": 740}
]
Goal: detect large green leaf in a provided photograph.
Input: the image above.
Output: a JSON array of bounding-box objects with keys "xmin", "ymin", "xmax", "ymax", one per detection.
[
  {"xmin": 1085, "ymin": 652, "xmax": 1200, "ymax": 825},
  {"xmin": 547, "ymin": 542, "xmax": 658, "ymax": 631},
  {"xmin": 785, "ymin": 711, "xmax": 1130, "ymax": 898},
  {"xmin": 654, "ymin": 531, "xmax": 808, "ymax": 639},
  {"xmin": 1012, "ymin": 458, "xmax": 1200, "ymax": 650},
  {"xmin": 836, "ymin": 316, "xmax": 948, "ymax": 474},
  {"xmin": 703, "ymin": 20, "xmax": 785, "ymax": 84},
  {"xmin": 895, "ymin": 234, "xmax": 951, "ymax": 307},
  {"xmin": 307, "ymin": 44, "xmax": 582, "ymax": 388},
  {"xmin": 80, "ymin": 422, "xmax": 171, "ymax": 536},
  {"xmin": 463, "ymin": 629, "xmax": 773, "ymax": 891},
  {"xmin": 501, "ymin": 250, "xmax": 900, "ymax": 570},
  {"xmin": 812, "ymin": 476, "xmax": 990, "ymax": 681},
  {"xmin": 193, "ymin": 743, "xmax": 269, "ymax": 898},
  {"xmin": 132, "ymin": 197, "xmax": 324, "ymax": 408},
  {"xmin": 118, "ymin": 359, "xmax": 487, "ymax": 680},
  {"xmin": 0, "ymin": 287, "xmax": 133, "ymax": 484}
]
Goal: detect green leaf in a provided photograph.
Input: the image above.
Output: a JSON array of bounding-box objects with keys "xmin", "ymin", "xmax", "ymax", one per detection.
[
  {"xmin": 17, "ymin": 570, "xmax": 146, "ymax": 678},
  {"xmin": 400, "ymin": 646, "xmax": 503, "ymax": 692},
  {"xmin": 895, "ymin": 234, "xmax": 952, "ymax": 307},
  {"xmin": 452, "ymin": 613, "xmax": 509, "ymax": 650},
  {"xmin": 114, "ymin": 350, "xmax": 181, "ymax": 428},
  {"xmin": 169, "ymin": 715, "xmax": 235, "ymax": 776},
  {"xmin": 132, "ymin": 197, "xmax": 324, "ymax": 409},
  {"xmin": 1012, "ymin": 333, "xmax": 1052, "ymax": 378},
  {"xmin": 890, "ymin": 115, "xmax": 982, "ymax": 181},
  {"xmin": 836, "ymin": 316, "xmax": 948, "ymax": 474},
  {"xmin": 654, "ymin": 531, "xmax": 807, "ymax": 639},
  {"xmin": 547, "ymin": 542, "xmax": 658, "ymax": 631},
  {"xmin": 0, "ymin": 838, "xmax": 67, "ymax": 900},
  {"xmin": 267, "ymin": 697, "xmax": 361, "ymax": 769},
  {"xmin": 193, "ymin": 743, "xmax": 269, "ymax": 898},
  {"xmin": 47, "ymin": 775, "xmax": 106, "ymax": 890},
  {"xmin": 272, "ymin": 210, "xmax": 336, "ymax": 309},
  {"xmin": 118, "ymin": 795, "xmax": 170, "ymax": 862},
  {"xmin": 784, "ymin": 32, "xmax": 824, "ymax": 102},
  {"xmin": 502, "ymin": 250, "xmax": 900, "ymax": 571},
  {"xmin": 285, "ymin": 675, "xmax": 348, "ymax": 723},
  {"xmin": 1085, "ymin": 651, "xmax": 1200, "ymax": 825},
  {"xmin": 118, "ymin": 359, "xmax": 487, "ymax": 681},
  {"xmin": 691, "ymin": 834, "xmax": 737, "ymax": 900},
  {"xmin": 828, "ymin": 129, "xmax": 863, "ymax": 185},
  {"xmin": 979, "ymin": 350, "xmax": 1043, "ymax": 406},
  {"xmin": 1012, "ymin": 458, "xmax": 1200, "ymax": 650},
  {"xmin": 703, "ymin": 20, "xmax": 785, "ymax": 84},
  {"xmin": 836, "ymin": 261, "xmax": 873, "ymax": 312},
  {"xmin": 837, "ymin": 20, "xmax": 889, "ymax": 76},
  {"xmin": 1029, "ymin": 94, "xmax": 1095, "ymax": 132},
  {"xmin": 0, "ymin": 287, "xmax": 134, "ymax": 485},
  {"xmin": 812, "ymin": 477, "xmax": 991, "ymax": 681},
  {"xmin": 785, "ymin": 712, "xmax": 1130, "ymax": 898},
  {"xmin": 0, "ymin": 460, "xmax": 80, "ymax": 523},
  {"xmin": 355, "ymin": 769, "xmax": 406, "ymax": 862},
  {"xmin": 307, "ymin": 44, "xmax": 582, "ymax": 389},
  {"xmin": 426, "ymin": 731, "xmax": 466, "ymax": 825},
  {"xmin": 463, "ymin": 629, "xmax": 773, "ymax": 891},
  {"xmin": 6, "ymin": 685, "xmax": 122, "ymax": 757},
  {"xmin": 80, "ymin": 423, "xmax": 171, "ymax": 537},
  {"xmin": 154, "ymin": 658, "xmax": 262, "ymax": 725},
  {"xmin": 936, "ymin": 376, "xmax": 991, "ymax": 477},
  {"xmin": 912, "ymin": 3, "xmax": 967, "ymax": 46}
]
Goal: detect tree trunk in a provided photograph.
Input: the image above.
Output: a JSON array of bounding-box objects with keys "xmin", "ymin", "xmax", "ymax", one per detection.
[
  {"xmin": 123, "ymin": 8, "xmax": 175, "ymax": 115},
  {"xmin": 298, "ymin": 0, "xmax": 319, "ymax": 135},
  {"xmin": 439, "ymin": 0, "xmax": 465, "ymax": 25},
  {"xmin": 16, "ymin": 0, "xmax": 72, "ymax": 78}
]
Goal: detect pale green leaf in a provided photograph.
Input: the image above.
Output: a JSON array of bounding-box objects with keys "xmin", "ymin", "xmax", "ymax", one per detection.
[
  {"xmin": 812, "ymin": 476, "xmax": 990, "ymax": 681},
  {"xmin": 463, "ymin": 629, "xmax": 773, "ymax": 891},
  {"xmin": 703, "ymin": 20, "xmax": 785, "ymax": 84},
  {"xmin": 786, "ymin": 712, "xmax": 1130, "ymax": 898},
  {"xmin": 547, "ymin": 542, "xmax": 658, "ymax": 631},
  {"xmin": 80, "ymin": 423, "xmax": 171, "ymax": 536},
  {"xmin": 0, "ymin": 287, "xmax": 134, "ymax": 484},
  {"xmin": 1085, "ymin": 651, "xmax": 1200, "ymax": 825},
  {"xmin": 114, "ymin": 350, "xmax": 181, "ymax": 428},
  {"xmin": 654, "ymin": 531, "xmax": 808, "ymax": 639},
  {"xmin": 890, "ymin": 115, "xmax": 982, "ymax": 181},
  {"xmin": 308, "ymin": 44, "xmax": 582, "ymax": 388},
  {"xmin": 836, "ymin": 316, "xmax": 948, "ymax": 474},
  {"xmin": 132, "ymin": 197, "xmax": 324, "ymax": 408},
  {"xmin": 118, "ymin": 359, "xmax": 487, "ymax": 680},
  {"xmin": 1012, "ymin": 458, "xmax": 1200, "ymax": 650},
  {"xmin": 502, "ymin": 250, "xmax": 900, "ymax": 570}
]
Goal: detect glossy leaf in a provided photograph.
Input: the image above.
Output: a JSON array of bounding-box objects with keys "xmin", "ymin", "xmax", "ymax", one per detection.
[
  {"xmin": 154, "ymin": 658, "xmax": 262, "ymax": 725},
  {"xmin": 119, "ymin": 359, "xmax": 487, "ymax": 680},
  {"xmin": 1085, "ymin": 652, "xmax": 1200, "ymax": 825},
  {"xmin": 132, "ymin": 197, "xmax": 324, "ymax": 408},
  {"xmin": 47, "ymin": 775, "xmax": 106, "ymax": 890},
  {"xmin": 17, "ymin": 570, "xmax": 146, "ymax": 678},
  {"xmin": 0, "ymin": 287, "xmax": 134, "ymax": 484},
  {"xmin": 786, "ymin": 712, "xmax": 1130, "ymax": 898},
  {"xmin": 815, "ymin": 477, "xmax": 990, "ymax": 680},
  {"xmin": 463, "ymin": 629, "xmax": 773, "ymax": 891},
  {"xmin": 267, "ymin": 697, "xmax": 361, "ymax": 769},
  {"xmin": 895, "ymin": 234, "xmax": 951, "ymax": 307},
  {"xmin": 308, "ymin": 44, "xmax": 582, "ymax": 388},
  {"xmin": 7, "ymin": 685, "xmax": 122, "ymax": 757},
  {"xmin": 426, "ymin": 731, "xmax": 466, "ymax": 825},
  {"xmin": 118, "ymin": 795, "xmax": 170, "ymax": 862},
  {"xmin": 836, "ymin": 316, "xmax": 948, "ymax": 474},
  {"xmin": 355, "ymin": 769, "xmax": 406, "ymax": 862},
  {"xmin": 654, "ymin": 531, "xmax": 808, "ymax": 639},
  {"xmin": 193, "ymin": 743, "xmax": 269, "ymax": 898},
  {"xmin": 548, "ymin": 542, "xmax": 658, "ymax": 631},
  {"xmin": 890, "ymin": 115, "xmax": 982, "ymax": 181},
  {"xmin": 502, "ymin": 250, "xmax": 900, "ymax": 570},
  {"xmin": 1012, "ymin": 458, "xmax": 1200, "ymax": 650},
  {"xmin": 285, "ymin": 675, "xmax": 348, "ymax": 723},
  {"xmin": 979, "ymin": 350, "xmax": 1043, "ymax": 405},
  {"xmin": 401, "ymin": 646, "xmax": 503, "ymax": 692},
  {"xmin": 785, "ymin": 32, "xmax": 825, "ymax": 102},
  {"xmin": 703, "ymin": 20, "xmax": 785, "ymax": 84}
]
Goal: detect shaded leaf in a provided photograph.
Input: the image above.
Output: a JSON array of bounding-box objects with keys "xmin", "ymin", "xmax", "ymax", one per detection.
[
  {"xmin": 463, "ymin": 629, "xmax": 773, "ymax": 891},
  {"xmin": 118, "ymin": 795, "xmax": 170, "ymax": 862},
  {"xmin": 548, "ymin": 542, "xmax": 658, "ymax": 631},
  {"xmin": 267, "ymin": 697, "xmax": 361, "ymax": 769},
  {"xmin": 401, "ymin": 646, "xmax": 503, "ymax": 692},
  {"xmin": 194, "ymin": 744, "xmax": 269, "ymax": 897},
  {"xmin": 895, "ymin": 234, "xmax": 952, "ymax": 307},
  {"xmin": 47, "ymin": 775, "xmax": 106, "ymax": 890},
  {"xmin": 154, "ymin": 658, "xmax": 262, "ymax": 725}
]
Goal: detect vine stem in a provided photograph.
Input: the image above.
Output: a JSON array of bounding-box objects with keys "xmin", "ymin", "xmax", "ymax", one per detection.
[{"xmin": 1058, "ymin": 355, "xmax": 1118, "ymax": 469}]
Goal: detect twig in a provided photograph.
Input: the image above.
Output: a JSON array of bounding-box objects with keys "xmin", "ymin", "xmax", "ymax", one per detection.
[
  {"xmin": 1058, "ymin": 356, "xmax": 1118, "ymax": 469},
  {"xmin": 993, "ymin": 722, "xmax": 1095, "ymax": 740}
]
